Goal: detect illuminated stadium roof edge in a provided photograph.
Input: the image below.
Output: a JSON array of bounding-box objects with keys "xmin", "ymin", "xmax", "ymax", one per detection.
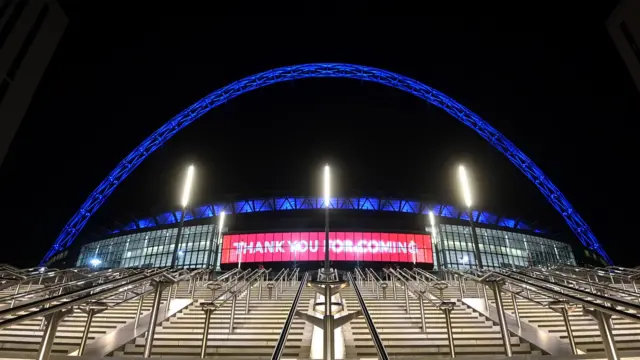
[{"xmin": 107, "ymin": 196, "xmax": 546, "ymax": 235}]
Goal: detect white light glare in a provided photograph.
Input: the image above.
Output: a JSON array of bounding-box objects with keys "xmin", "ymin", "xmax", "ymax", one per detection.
[
  {"xmin": 89, "ymin": 258, "xmax": 102, "ymax": 267},
  {"xmin": 324, "ymin": 164, "xmax": 330, "ymax": 208},
  {"xmin": 219, "ymin": 211, "xmax": 226, "ymax": 232},
  {"xmin": 178, "ymin": 250, "xmax": 185, "ymax": 256},
  {"xmin": 428, "ymin": 210, "xmax": 436, "ymax": 227},
  {"xmin": 39, "ymin": 267, "xmax": 46, "ymax": 273},
  {"xmin": 181, "ymin": 165, "xmax": 195, "ymax": 208},
  {"xmin": 458, "ymin": 165, "xmax": 473, "ymax": 208}
]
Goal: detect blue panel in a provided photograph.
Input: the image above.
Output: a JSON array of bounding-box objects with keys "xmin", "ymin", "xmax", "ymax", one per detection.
[
  {"xmin": 156, "ymin": 212, "xmax": 175, "ymax": 225},
  {"xmin": 498, "ymin": 218, "xmax": 516, "ymax": 228},
  {"xmin": 213, "ymin": 204, "xmax": 225, "ymax": 216},
  {"xmin": 401, "ymin": 200, "xmax": 419, "ymax": 213},
  {"xmin": 478, "ymin": 211, "xmax": 497, "ymax": 225},
  {"xmin": 460, "ymin": 212, "xmax": 470, "ymax": 220},
  {"xmin": 430, "ymin": 204, "xmax": 443, "ymax": 215},
  {"xmin": 276, "ymin": 197, "xmax": 294, "ymax": 211},
  {"xmin": 359, "ymin": 198, "xmax": 377, "ymax": 210},
  {"xmin": 184, "ymin": 209, "xmax": 195, "ymax": 221},
  {"xmin": 296, "ymin": 197, "xmax": 314, "ymax": 210},
  {"xmin": 253, "ymin": 199, "xmax": 271, "ymax": 212},
  {"xmin": 194, "ymin": 205, "xmax": 214, "ymax": 218},
  {"xmin": 43, "ymin": 63, "xmax": 612, "ymax": 265},
  {"xmin": 517, "ymin": 222, "xmax": 531, "ymax": 230},
  {"xmin": 342, "ymin": 198, "xmax": 357, "ymax": 210},
  {"xmin": 123, "ymin": 222, "xmax": 137, "ymax": 231},
  {"xmin": 441, "ymin": 205, "xmax": 457, "ymax": 218},
  {"xmin": 235, "ymin": 201, "xmax": 253, "ymax": 213},
  {"xmin": 381, "ymin": 199, "xmax": 400, "ymax": 212},
  {"xmin": 138, "ymin": 218, "xmax": 155, "ymax": 229}
]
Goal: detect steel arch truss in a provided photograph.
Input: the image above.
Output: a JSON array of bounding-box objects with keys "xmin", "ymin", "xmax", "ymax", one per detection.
[{"xmin": 40, "ymin": 63, "xmax": 612, "ymax": 265}]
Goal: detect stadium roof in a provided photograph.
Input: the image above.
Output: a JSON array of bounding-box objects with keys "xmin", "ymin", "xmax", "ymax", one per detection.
[{"xmin": 107, "ymin": 196, "xmax": 545, "ymax": 235}]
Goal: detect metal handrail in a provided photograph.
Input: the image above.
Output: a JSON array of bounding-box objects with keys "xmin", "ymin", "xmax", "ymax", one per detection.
[
  {"xmin": 0, "ymin": 268, "xmax": 136, "ymax": 304},
  {"xmin": 413, "ymin": 267, "xmax": 440, "ymax": 282},
  {"xmin": 274, "ymin": 268, "xmax": 288, "ymax": 283},
  {"xmin": 504, "ymin": 271, "xmax": 640, "ymax": 321},
  {"xmin": 524, "ymin": 267, "xmax": 640, "ymax": 300},
  {"xmin": 400, "ymin": 269, "xmax": 449, "ymax": 303},
  {"xmin": 450, "ymin": 269, "xmax": 555, "ymax": 308},
  {"xmin": 287, "ymin": 268, "xmax": 299, "ymax": 282},
  {"xmin": 0, "ymin": 268, "xmax": 171, "ymax": 329},
  {"xmin": 205, "ymin": 268, "xmax": 239, "ymax": 285},
  {"xmin": 463, "ymin": 268, "xmax": 640, "ymax": 324},
  {"xmin": 354, "ymin": 267, "xmax": 366, "ymax": 283},
  {"xmin": 386, "ymin": 269, "xmax": 440, "ymax": 307},
  {"xmin": 346, "ymin": 272, "xmax": 389, "ymax": 360},
  {"xmin": 0, "ymin": 269, "xmax": 160, "ymax": 320},
  {"xmin": 210, "ymin": 269, "xmax": 266, "ymax": 308},
  {"xmin": 555, "ymin": 266, "xmax": 632, "ymax": 283},
  {"xmin": 365, "ymin": 268, "xmax": 388, "ymax": 298},
  {"xmin": 270, "ymin": 271, "xmax": 310, "ymax": 360}
]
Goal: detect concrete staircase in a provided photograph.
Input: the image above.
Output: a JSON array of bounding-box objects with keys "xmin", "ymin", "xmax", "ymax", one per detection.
[
  {"xmin": 0, "ymin": 282, "xmax": 208, "ymax": 357},
  {"xmin": 118, "ymin": 279, "xmax": 316, "ymax": 359},
  {"xmin": 4, "ymin": 269, "xmax": 640, "ymax": 359},
  {"xmin": 340, "ymin": 279, "xmax": 539, "ymax": 358},
  {"xmin": 481, "ymin": 280, "xmax": 640, "ymax": 354}
]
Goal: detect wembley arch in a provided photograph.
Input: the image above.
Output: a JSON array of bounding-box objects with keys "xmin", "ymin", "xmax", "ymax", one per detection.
[{"xmin": 40, "ymin": 63, "xmax": 612, "ymax": 265}]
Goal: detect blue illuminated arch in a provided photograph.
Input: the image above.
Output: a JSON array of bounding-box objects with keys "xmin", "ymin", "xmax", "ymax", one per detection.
[{"xmin": 40, "ymin": 63, "xmax": 612, "ymax": 265}]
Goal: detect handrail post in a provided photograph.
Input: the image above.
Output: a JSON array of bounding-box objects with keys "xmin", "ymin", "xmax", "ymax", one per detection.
[
  {"xmin": 482, "ymin": 284, "xmax": 489, "ymax": 310},
  {"xmin": 510, "ymin": 293, "xmax": 521, "ymax": 328},
  {"xmin": 200, "ymin": 303, "xmax": 215, "ymax": 358},
  {"xmin": 245, "ymin": 278, "xmax": 252, "ymax": 313},
  {"xmin": 134, "ymin": 294, "xmax": 145, "ymax": 329},
  {"xmin": 419, "ymin": 293, "xmax": 426, "ymax": 332},
  {"xmin": 166, "ymin": 284, "xmax": 174, "ymax": 308},
  {"xmin": 487, "ymin": 279, "xmax": 512, "ymax": 357},
  {"xmin": 10, "ymin": 283, "xmax": 21, "ymax": 308},
  {"xmin": 36, "ymin": 308, "xmax": 73, "ymax": 360},
  {"xmin": 229, "ymin": 291, "xmax": 237, "ymax": 333},
  {"xmin": 392, "ymin": 275, "xmax": 397, "ymax": 300},
  {"xmin": 458, "ymin": 275, "xmax": 464, "ymax": 298},
  {"xmin": 143, "ymin": 281, "xmax": 169, "ymax": 358},
  {"xmin": 78, "ymin": 302, "xmax": 108, "ymax": 355},
  {"xmin": 439, "ymin": 302, "xmax": 456, "ymax": 358},
  {"xmin": 404, "ymin": 284, "xmax": 410, "ymax": 314},
  {"xmin": 550, "ymin": 301, "xmax": 578, "ymax": 355},
  {"xmin": 381, "ymin": 283, "xmax": 388, "ymax": 299},
  {"xmin": 258, "ymin": 273, "xmax": 263, "ymax": 300},
  {"xmin": 323, "ymin": 282, "xmax": 334, "ymax": 360},
  {"xmin": 584, "ymin": 308, "xmax": 619, "ymax": 360}
]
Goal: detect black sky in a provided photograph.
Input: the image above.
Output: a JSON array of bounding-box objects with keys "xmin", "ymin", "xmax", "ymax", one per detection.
[{"xmin": 0, "ymin": 7, "xmax": 636, "ymax": 267}]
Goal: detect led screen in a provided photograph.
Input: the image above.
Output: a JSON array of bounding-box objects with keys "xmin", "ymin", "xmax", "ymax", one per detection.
[{"xmin": 221, "ymin": 231, "xmax": 432, "ymax": 264}]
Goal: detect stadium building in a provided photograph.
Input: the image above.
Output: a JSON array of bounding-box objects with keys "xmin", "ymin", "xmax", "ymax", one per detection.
[{"xmin": 72, "ymin": 195, "xmax": 598, "ymax": 271}]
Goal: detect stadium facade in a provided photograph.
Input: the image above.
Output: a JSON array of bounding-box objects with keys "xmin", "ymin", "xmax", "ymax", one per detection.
[{"xmin": 74, "ymin": 196, "xmax": 597, "ymax": 271}]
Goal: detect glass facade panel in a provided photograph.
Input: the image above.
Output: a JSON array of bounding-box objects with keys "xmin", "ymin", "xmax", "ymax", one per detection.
[
  {"xmin": 79, "ymin": 222, "xmax": 575, "ymax": 270},
  {"xmin": 77, "ymin": 225, "xmax": 219, "ymax": 269},
  {"xmin": 432, "ymin": 224, "xmax": 575, "ymax": 270}
]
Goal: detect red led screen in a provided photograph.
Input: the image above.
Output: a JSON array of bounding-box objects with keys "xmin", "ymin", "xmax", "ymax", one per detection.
[{"xmin": 221, "ymin": 232, "xmax": 432, "ymax": 264}]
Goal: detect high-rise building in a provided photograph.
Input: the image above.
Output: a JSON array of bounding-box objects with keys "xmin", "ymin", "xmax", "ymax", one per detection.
[
  {"xmin": 607, "ymin": 0, "xmax": 640, "ymax": 93},
  {"xmin": 0, "ymin": 0, "xmax": 67, "ymax": 167}
]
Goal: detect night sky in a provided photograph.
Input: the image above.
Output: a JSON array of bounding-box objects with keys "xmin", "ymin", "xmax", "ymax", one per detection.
[{"xmin": 0, "ymin": 6, "xmax": 635, "ymax": 267}]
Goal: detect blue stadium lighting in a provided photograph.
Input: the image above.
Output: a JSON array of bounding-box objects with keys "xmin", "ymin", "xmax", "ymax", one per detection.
[{"xmin": 39, "ymin": 63, "xmax": 612, "ymax": 265}]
